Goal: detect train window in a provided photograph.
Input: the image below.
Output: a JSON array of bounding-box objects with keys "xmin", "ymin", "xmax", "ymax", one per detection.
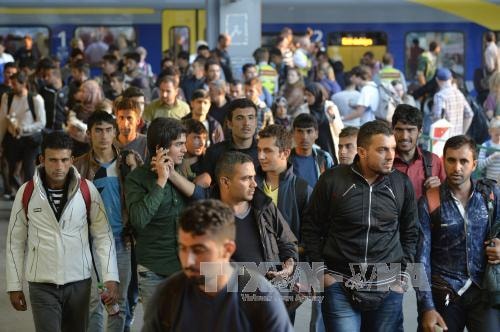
[
  {"xmin": 405, "ymin": 32, "xmax": 465, "ymax": 80},
  {"xmin": 74, "ymin": 26, "xmax": 136, "ymax": 67},
  {"xmin": 0, "ymin": 26, "xmax": 50, "ymax": 61},
  {"xmin": 169, "ymin": 26, "xmax": 190, "ymax": 54},
  {"xmin": 327, "ymin": 32, "xmax": 388, "ymax": 70}
]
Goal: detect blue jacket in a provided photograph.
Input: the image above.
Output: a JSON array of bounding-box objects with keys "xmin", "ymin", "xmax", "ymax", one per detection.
[{"xmin": 416, "ymin": 180, "xmax": 500, "ymax": 311}]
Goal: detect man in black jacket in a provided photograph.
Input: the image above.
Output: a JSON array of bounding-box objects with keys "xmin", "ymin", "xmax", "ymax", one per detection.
[
  {"xmin": 302, "ymin": 120, "xmax": 418, "ymax": 332},
  {"xmin": 40, "ymin": 62, "xmax": 67, "ymax": 132}
]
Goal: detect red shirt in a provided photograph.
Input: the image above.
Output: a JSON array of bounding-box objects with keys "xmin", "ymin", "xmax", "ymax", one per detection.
[{"xmin": 393, "ymin": 147, "xmax": 446, "ymax": 200}]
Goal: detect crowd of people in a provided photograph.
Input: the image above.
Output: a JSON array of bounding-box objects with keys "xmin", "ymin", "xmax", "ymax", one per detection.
[{"xmin": 2, "ymin": 26, "xmax": 500, "ymax": 332}]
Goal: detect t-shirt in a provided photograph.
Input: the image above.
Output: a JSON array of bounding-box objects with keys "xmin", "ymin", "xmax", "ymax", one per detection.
[
  {"xmin": 47, "ymin": 188, "xmax": 65, "ymax": 220},
  {"xmin": 291, "ymin": 154, "xmax": 318, "ymax": 188},
  {"xmin": 232, "ymin": 208, "xmax": 264, "ymax": 264},
  {"xmin": 115, "ymin": 134, "xmax": 148, "ymax": 162},
  {"xmin": 356, "ymin": 81, "xmax": 379, "ymax": 125},
  {"xmin": 92, "ymin": 158, "xmax": 123, "ymax": 237},
  {"xmin": 175, "ymin": 271, "xmax": 252, "ymax": 331},
  {"xmin": 331, "ymin": 89, "xmax": 361, "ymax": 127},
  {"xmin": 262, "ymin": 181, "xmax": 279, "ymax": 207}
]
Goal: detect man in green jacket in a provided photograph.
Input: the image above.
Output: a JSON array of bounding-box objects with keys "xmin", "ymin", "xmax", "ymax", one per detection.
[{"xmin": 125, "ymin": 117, "xmax": 187, "ymax": 312}]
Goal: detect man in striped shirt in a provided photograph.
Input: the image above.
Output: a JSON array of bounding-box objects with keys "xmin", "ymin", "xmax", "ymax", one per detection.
[{"xmin": 432, "ymin": 68, "xmax": 473, "ymax": 137}]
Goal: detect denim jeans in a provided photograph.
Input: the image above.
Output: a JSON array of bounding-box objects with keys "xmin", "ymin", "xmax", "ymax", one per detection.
[
  {"xmin": 87, "ymin": 238, "xmax": 131, "ymax": 332},
  {"xmin": 137, "ymin": 267, "xmax": 166, "ymax": 315},
  {"xmin": 433, "ymin": 284, "xmax": 500, "ymax": 332},
  {"xmin": 322, "ymin": 283, "xmax": 404, "ymax": 332},
  {"xmin": 310, "ymin": 299, "xmax": 326, "ymax": 332}
]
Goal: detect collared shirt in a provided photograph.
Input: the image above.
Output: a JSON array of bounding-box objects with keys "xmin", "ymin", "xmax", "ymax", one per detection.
[
  {"xmin": 432, "ymin": 83, "xmax": 473, "ymax": 137},
  {"xmin": 416, "ymin": 181, "xmax": 498, "ymax": 311},
  {"xmin": 143, "ymin": 98, "xmax": 190, "ymax": 122},
  {"xmin": 393, "ymin": 147, "xmax": 446, "ymax": 200}
]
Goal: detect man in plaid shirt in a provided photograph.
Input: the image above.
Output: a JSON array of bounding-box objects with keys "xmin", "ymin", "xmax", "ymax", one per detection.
[{"xmin": 432, "ymin": 68, "xmax": 473, "ymax": 137}]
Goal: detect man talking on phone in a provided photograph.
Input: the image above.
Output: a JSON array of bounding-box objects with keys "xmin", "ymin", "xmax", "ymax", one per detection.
[{"xmin": 124, "ymin": 117, "xmax": 187, "ymax": 313}]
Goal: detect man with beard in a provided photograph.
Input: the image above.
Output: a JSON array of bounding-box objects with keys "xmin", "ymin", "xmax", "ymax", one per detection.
[
  {"xmin": 302, "ymin": 120, "xmax": 418, "ymax": 332},
  {"xmin": 200, "ymin": 98, "xmax": 259, "ymax": 183},
  {"xmin": 124, "ymin": 117, "xmax": 187, "ymax": 311},
  {"xmin": 392, "ymin": 104, "xmax": 445, "ymax": 200},
  {"xmin": 417, "ymin": 135, "xmax": 500, "ymax": 332},
  {"xmin": 141, "ymin": 199, "xmax": 293, "ymax": 332}
]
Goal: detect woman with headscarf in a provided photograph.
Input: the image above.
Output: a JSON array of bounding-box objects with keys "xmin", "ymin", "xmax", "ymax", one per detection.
[{"xmin": 305, "ymin": 82, "xmax": 343, "ymax": 163}]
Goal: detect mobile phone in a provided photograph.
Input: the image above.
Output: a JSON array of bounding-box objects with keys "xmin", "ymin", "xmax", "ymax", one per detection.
[{"xmin": 434, "ymin": 325, "xmax": 444, "ymax": 332}]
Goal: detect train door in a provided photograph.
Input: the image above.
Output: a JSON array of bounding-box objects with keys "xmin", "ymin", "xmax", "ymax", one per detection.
[
  {"xmin": 327, "ymin": 32, "xmax": 387, "ymax": 71},
  {"xmin": 162, "ymin": 9, "xmax": 206, "ymax": 56}
]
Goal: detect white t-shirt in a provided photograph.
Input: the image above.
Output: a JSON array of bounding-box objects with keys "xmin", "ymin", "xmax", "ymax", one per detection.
[{"xmin": 356, "ymin": 81, "xmax": 379, "ymax": 125}]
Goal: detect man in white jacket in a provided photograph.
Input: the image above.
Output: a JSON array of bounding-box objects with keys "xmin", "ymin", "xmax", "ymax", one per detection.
[{"xmin": 5, "ymin": 131, "xmax": 119, "ymax": 332}]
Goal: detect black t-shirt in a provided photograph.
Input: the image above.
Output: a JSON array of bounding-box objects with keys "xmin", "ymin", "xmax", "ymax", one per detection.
[
  {"xmin": 201, "ymin": 139, "xmax": 259, "ymax": 179},
  {"xmin": 232, "ymin": 209, "xmax": 265, "ymax": 264},
  {"xmin": 176, "ymin": 271, "xmax": 252, "ymax": 331}
]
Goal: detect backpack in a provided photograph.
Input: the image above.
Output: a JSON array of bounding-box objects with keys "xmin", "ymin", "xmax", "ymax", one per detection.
[
  {"xmin": 466, "ymin": 96, "xmax": 490, "ymax": 145},
  {"xmin": 21, "ymin": 178, "xmax": 101, "ymax": 281},
  {"xmin": 374, "ymin": 82, "xmax": 401, "ymax": 123}
]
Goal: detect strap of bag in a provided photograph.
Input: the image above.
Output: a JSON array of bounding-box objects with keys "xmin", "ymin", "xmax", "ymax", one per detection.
[
  {"xmin": 22, "ymin": 179, "xmax": 35, "ymax": 221},
  {"xmin": 79, "ymin": 178, "xmax": 101, "ymax": 283},
  {"xmin": 8, "ymin": 92, "xmax": 36, "ymax": 120}
]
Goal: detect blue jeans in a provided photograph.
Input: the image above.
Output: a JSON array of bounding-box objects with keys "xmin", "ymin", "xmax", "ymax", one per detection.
[
  {"xmin": 322, "ymin": 283, "xmax": 403, "ymax": 332},
  {"xmin": 88, "ymin": 238, "xmax": 131, "ymax": 332},
  {"xmin": 137, "ymin": 267, "xmax": 166, "ymax": 316}
]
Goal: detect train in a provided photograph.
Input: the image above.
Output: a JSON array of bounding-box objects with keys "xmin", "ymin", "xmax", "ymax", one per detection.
[{"xmin": 0, "ymin": 0, "xmax": 499, "ymax": 86}]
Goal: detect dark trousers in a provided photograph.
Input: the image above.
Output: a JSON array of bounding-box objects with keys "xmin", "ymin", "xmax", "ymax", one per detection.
[
  {"xmin": 3, "ymin": 133, "xmax": 40, "ymax": 183},
  {"xmin": 29, "ymin": 278, "xmax": 92, "ymax": 332},
  {"xmin": 434, "ymin": 284, "xmax": 500, "ymax": 332}
]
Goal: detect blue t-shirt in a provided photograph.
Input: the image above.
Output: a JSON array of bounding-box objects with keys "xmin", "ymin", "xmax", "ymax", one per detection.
[
  {"xmin": 291, "ymin": 154, "xmax": 318, "ymax": 188},
  {"xmin": 92, "ymin": 158, "xmax": 122, "ymax": 237}
]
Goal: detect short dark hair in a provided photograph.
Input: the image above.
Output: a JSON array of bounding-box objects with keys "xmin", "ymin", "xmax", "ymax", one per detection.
[
  {"xmin": 113, "ymin": 98, "xmax": 141, "ymax": 116},
  {"xmin": 71, "ymin": 59, "xmax": 89, "ymax": 76},
  {"xmin": 124, "ymin": 51, "xmax": 141, "ymax": 63},
  {"xmin": 42, "ymin": 131, "xmax": 73, "ymax": 155},
  {"xmin": 242, "ymin": 63, "xmax": 256, "ymax": 74},
  {"xmin": 122, "ymin": 86, "xmax": 144, "ymax": 98},
  {"xmin": 179, "ymin": 199, "xmax": 235, "ymax": 241},
  {"xmin": 443, "ymin": 135, "xmax": 478, "ymax": 160},
  {"xmin": 339, "ymin": 126, "xmax": 359, "ymax": 138},
  {"xmin": 215, "ymin": 151, "xmax": 254, "ymax": 182},
  {"xmin": 3, "ymin": 62, "xmax": 16, "ymax": 71},
  {"xmin": 226, "ymin": 98, "xmax": 257, "ymax": 121},
  {"xmin": 191, "ymin": 89, "xmax": 209, "ymax": 101},
  {"xmin": 258, "ymin": 124, "xmax": 292, "ymax": 151},
  {"xmin": 183, "ymin": 118, "xmax": 208, "ymax": 135},
  {"xmin": 177, "ymin": 50, "xmax": 189, "ymax": 61},
  {"xmin": 102, "ymin": 54, "xmax": 118, "ymax": 65},
  {"xmin": 486, "ymin": 32, "xmax": 496, "ymax": 43},
  {"xmin": 147, "ymin": 117, "xmax": 186, "ymax": 155},
  {"xmin": 429, "ymin": 41, "xmax": 439, "ymax": 52},
  {"xmin": 70, "ymin": 48, "xmax": 84, "ymax": 59},
  {"xmin": 357, "ymin": 120, "xmax": 393, "ymax": 149},
  {"xmin": 292, "ymin": 113, "xmax": 318, "ymax": 131},
  {"xmin": 253, "ymin": 47, "xmax": 269, "ymax": 63},
  {"xmin": 87, "ymin": 110, "xmax": 116, "ymax": 132},
  {"xmin": 19, "ymin": 58, "xmax": 36, "ymax": 70},
  {"xmin": 392, "ymin": 104, "xmax": 423, "ymax": 130},
  {"xmin": 204, "ymin": 59, "xmax": 220, "ymax": 72},
  {"xmin": 109, "ymin": 71, "xmax": 125, "ymax": 82}
]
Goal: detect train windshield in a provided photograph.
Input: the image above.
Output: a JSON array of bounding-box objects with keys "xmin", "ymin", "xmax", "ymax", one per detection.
[
  {"xmin": 0, "ymin": 26, "xmax": 50, "ymax": 62},
  {"xmin": 327, "ymin": 32, "xmax": 387, "ymax": 71},
  {"xmin": 74, "ymin": 26, "xmax": 136, "ymax": 67},
  {"xmin": 405, "ymin": 32, "xmax": 465, "ymax": 81}
]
